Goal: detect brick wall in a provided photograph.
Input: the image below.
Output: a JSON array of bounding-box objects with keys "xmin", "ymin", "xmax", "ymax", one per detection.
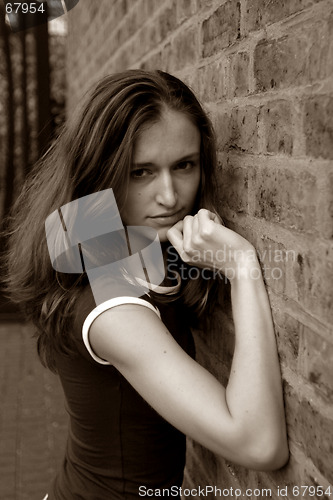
[{"xmin": 66, "ymin": 1, "xmax": 333, "ymax": 497}]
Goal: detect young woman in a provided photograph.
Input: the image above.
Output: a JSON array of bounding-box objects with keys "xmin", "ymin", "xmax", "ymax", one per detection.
[{"xmin": 5, "ymin": 70, "xmax": 288, "ymax": 499}]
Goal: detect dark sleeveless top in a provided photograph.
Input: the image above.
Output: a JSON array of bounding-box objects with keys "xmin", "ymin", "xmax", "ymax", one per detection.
[{"xmin": 48, "ymin": 285, "xmax": 195, "ymax": 500}]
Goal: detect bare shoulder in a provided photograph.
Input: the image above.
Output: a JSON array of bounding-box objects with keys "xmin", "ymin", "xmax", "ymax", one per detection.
[{"xmin": 89, "ymin": 303, "xmax": 174, "ymax": 368}]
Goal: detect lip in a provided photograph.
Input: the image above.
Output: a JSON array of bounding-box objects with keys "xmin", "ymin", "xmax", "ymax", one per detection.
[
  {"xmin": 151, "ymin": 210, "xmax": 182, "ymax": 218},
  {"xmin": 149, "ymin": 210, "xmax": 183, "ymax": 226}
]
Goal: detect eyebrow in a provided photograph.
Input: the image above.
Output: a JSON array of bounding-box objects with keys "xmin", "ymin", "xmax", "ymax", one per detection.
[{"xmin": 132, "ymin": 152, "xmax": 200, "ymax": 168}]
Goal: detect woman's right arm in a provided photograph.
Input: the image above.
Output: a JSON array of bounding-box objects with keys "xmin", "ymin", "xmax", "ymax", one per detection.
[
  {"xmin": 89, "ymin": 285, "xmax": 288, "ymax": 470},
  {"xmin": 225, "ymin": 265, "xmax": 289, "ymax": 468},
  {"xmin": 167, "ymin": 209, "xmax": 289, "ymax": 468}
]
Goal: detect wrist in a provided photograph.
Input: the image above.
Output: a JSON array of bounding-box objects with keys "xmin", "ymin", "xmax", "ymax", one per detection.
[
  {"xmin": 229, "ymin": 261, "xmax": 264, "ymax": 284},
  {"xmin": 221, "ymin": 246, "xmax": 263, "ymax": 283}
]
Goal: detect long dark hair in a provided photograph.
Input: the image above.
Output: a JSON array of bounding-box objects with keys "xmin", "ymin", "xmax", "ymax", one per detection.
[{"xmin": 4, "ymin": 69, "xmax": 219, "ymax": 371}]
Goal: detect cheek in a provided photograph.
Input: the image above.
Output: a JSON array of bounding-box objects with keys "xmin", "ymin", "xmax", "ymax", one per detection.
[
  {"xmin": 126, "ymin": 190, "xmax": 143, "ymax": 210},
  {"xmin": 186, "ymin": 171, "xmax": 201, "ymax": 200},
  {"xmin": 120, "ymin": 190, "xmax": 142, "ymax": 222}
]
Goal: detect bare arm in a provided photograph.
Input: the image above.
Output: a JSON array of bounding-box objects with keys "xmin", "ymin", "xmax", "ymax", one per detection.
[
  {"xmin": 89, "ymin": 209, "xmax": 288, "ymax": 470},
  {"xmin": 168, "ymin": 209, "xmax": 288, "ymax": 467},
  {"xmin": 226, "ymin": 268, "xmax": 288, "ymax": 468}
]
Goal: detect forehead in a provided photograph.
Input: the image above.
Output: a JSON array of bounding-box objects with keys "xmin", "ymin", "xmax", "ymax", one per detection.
[{"xmin": 133, "ymin": 109, "xmax": 201, "ymax": 164}]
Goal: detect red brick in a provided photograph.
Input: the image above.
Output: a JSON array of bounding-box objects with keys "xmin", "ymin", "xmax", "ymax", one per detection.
[
  {"xmin": 303, "ymin": 96, "xmax": 333, "ymax": 160},
  {"xmin": 143, "ymin": 0, "xmax": 161, "ymax": 17},
  {"xmin": 215, "ymin": 460, "xmax": 244, "ymax": 492},
  {"xmin": 229, "ymin": 106, "xmax": 260, "ymax": 153},
  {"xmin": 254, "ymin": 17, "xmax": 333, "ymax": 92},
  {"xmin": 254, "ymin": 36, "xmax": 307, "ymax": 92},
  {"xmin": 113, "ymin": 9, "xmax": 136, "ymax": 47},
  {"xmin": 301, "ymin": 327, "xmax": 333, "ymax": 398},
  {"xmin": 106, "ymin": 0, "xmax": 128, "ymax": 34},
  {"xmin": 230, "ymin": 51, "xmax": 249, "ymax": 97},
  {"xmin": 254, "ymin": 237, "xmax": 289, "ymax": 295},
  {"xmin": 272, "ymin": 310, "xmax": 300, "ymax": 370},
  {"xmin": 185, "ymin": 440, "xmax": 219, "ymax": 486},
  {"xmin": 307, "ymin": 14, "xmax": 333, "ymax": 82},
  {"xmin": 176, "ymin": 0, "xmax": 197, "ymax": 24},
  {"xmin": 202, "ymin": 1, "xmax": 241, "ymax": 57},
  {"xmin": 218, "ymin": 159, "xmax": 250, "ymax": 214},
  {"xmin": 260, "ymin": 100, "xmax": 294, "ymax": 155},
  {"xmin": 284, "ymin": 382, "xmax": 333, "ymax": 483},
  {"xmin": 243, "ymin": 0, "xmax": 323, "ymax": 33},
  {"xmin": 270, "ymin": 451, "xmax": 310, "ymax": 494},
  {"xmin": 196, "ymin": 0, "xmax": 215, "ymax": 12},
  {"xmin": 169, "ymin": 27, "xmax": 199, "ymax": 70},
  {"xmin": 140, "ymin": 53, "xmax": 161, "ymax": 71},
  {"xmin": 197, "ymin": 60, "xmax": 228, "ymax": 102},
  {"xmin": 253, "ymin": 166, "xmax": 318, "ymax": 234},
  {"xmin": 213, "ymin": 108, "xmax": 232, "ymax": 150},
  {"xmin": 327, "ymin": 172, "xmax": 333, "ymax": 239},
  {"xmin": 290, "ymin": 247, "xmax": 333, "ymax": 324},
  {"xmin": 157, "ymin": 1, "xmax": 178, "ymax": 41}
]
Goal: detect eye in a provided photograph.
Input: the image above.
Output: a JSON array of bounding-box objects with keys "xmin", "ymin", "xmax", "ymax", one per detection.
[
  {"xmin": 175, "ymin": 161, "xmax": 195, "ymax": 170},
  {"xmin": 130, "ymin": 168, "xmax": 151, "ymax": 179}
]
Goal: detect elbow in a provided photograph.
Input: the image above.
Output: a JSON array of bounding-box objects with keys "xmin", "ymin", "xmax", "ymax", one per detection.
[{"xmin": 245, "ymin": 433, "xmax": 289, "ymax": 471}]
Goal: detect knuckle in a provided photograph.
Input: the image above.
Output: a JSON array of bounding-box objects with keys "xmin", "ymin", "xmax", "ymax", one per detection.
[
  {"xmin": 181, "ymin": 251, "xmax": 191, "ymax": 263},
  {"xmin": 191, "ymin": 234, "xmax": 202, "ymax": 247},
  {"xmin": 199, "ymin": 227, "xmax": 211, "ymax": 240},
  {"xmin": 166, "ymin": 227, "xmax": 175, "ymax": 240},
  {"xmin": 183, "ymin": 243, "xmax": 193, "ymax": 255}
]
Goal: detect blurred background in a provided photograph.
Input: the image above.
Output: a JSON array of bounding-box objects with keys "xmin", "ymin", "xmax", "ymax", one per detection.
[
  {"xmin": 0, "ymin": 3, "xmax": 68, "ymax": 499},
  {"xmin": 0, "ymin": 1, "xmax": 66, "ymax": 239}
]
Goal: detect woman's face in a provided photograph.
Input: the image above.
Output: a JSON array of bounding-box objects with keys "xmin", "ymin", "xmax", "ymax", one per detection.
[{"xmin": 120, "ymin": 109, "xmax": 201, "ymax": 242}]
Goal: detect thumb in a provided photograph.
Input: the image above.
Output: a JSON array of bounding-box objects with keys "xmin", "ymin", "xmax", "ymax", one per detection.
[{"xmin": 166, "ymin": 220, "xmax": 184, "ymax": 250}]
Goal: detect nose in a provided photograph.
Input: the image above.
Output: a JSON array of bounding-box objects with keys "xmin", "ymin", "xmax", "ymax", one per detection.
[{"xmin": 155, "ymin": 172, "xmax": 177, "ymax": 208}]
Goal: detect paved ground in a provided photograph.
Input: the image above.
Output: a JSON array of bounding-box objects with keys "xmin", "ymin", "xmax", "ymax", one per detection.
[{"xmin": 0, "ymin": 320, "xmax": 68, "ymax": 500}]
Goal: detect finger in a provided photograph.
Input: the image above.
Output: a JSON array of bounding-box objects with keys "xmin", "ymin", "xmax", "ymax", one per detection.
[
  {"xmin": 166, "ymin": 221, "xmax": 184, "ymax": 252},
  {"xmin": 169, "ymin": 219, "xmax": 184, "ymax": 234},
  {"xmin": 192, "ymin": 213, "xmax": 200, "ymax": 239},
  {"xmin": 197, "ymin": 208, "xmax": 223, "ymax": 228},
  {"xmin": 214, "ymin": 213, "xmax": 224, "ymax": 225},
  {"xmin": 196, "ymin": 209, "xmax": 215, "ymax": 237},
  {"xmin": 182, "ymin": 215, "xmax": 194, "ymax": 253}
]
